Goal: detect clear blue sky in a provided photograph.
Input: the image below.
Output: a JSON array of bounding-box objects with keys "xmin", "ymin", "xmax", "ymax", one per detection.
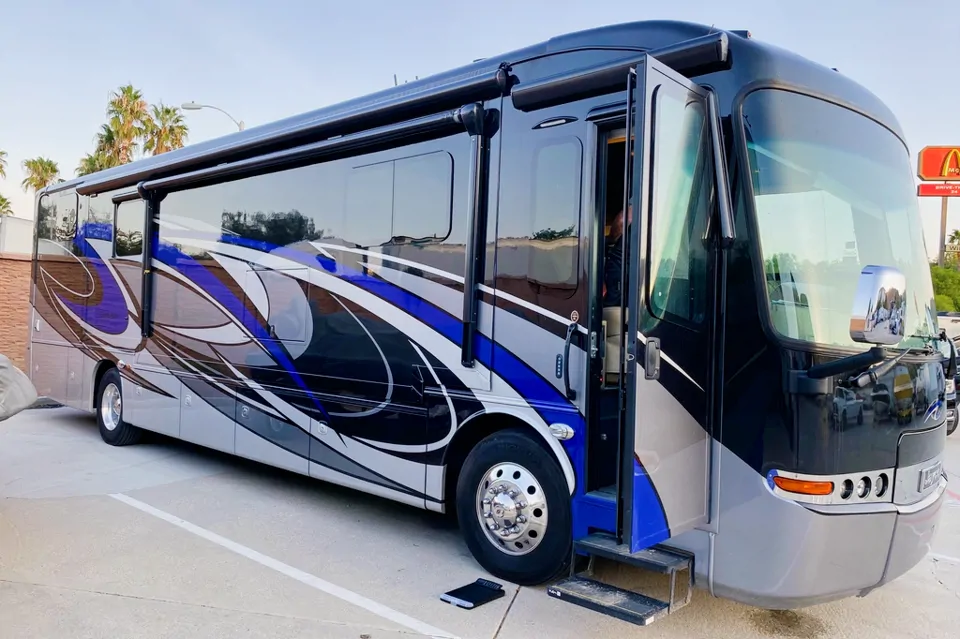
[{"xmin": 0, "ymin": 0, "xmax": 956, "ymax": 258}]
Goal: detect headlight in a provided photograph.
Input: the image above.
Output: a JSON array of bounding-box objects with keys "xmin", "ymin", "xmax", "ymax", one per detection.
[{"xmin": 946, "ymin": 378, "xmax": 955, "ymax": 394}]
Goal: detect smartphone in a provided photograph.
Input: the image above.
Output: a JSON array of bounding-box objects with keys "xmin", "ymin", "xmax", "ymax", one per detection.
[{"xmin": 439, "ymin": 578, "xmax": 506, "ymax": 609}]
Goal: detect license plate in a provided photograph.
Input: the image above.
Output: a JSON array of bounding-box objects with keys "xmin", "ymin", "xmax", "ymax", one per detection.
[{"xmin": 919, "ymin": 461, "xmax": 943, "ymax": 492}]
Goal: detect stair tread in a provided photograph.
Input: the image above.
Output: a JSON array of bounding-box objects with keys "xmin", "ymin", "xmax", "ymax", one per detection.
[
  {"xmin": 575, "ymin": 533, "xmax": 691, "ymax": 572},
  {"xmin": 547, "ymin": 576, "xmax": 670, "ymax": 626}
]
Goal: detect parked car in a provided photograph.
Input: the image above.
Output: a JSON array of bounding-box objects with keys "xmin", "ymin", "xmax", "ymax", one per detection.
[{"xmin": 831, "ymin": 386, "xmax": 864, "ymax": 429}]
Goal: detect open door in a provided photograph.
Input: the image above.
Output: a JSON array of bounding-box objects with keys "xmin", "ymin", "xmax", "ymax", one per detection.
[{"xmin": 617, "ymin": 54, "xmax": 718, "ymax": 553}]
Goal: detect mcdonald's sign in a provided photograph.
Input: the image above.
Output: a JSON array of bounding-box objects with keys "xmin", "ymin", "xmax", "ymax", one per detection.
[{"xmin": 917, "ymin": 146, "xmax": 960, "ymax": 181}]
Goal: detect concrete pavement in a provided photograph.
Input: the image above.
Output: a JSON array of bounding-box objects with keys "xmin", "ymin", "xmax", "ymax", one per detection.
[{"xmin": 1, "ymin": 407, "xmax": 958, "ymax": 638}]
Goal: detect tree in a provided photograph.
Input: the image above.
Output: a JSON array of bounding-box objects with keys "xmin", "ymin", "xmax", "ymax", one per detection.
[
  {"xmin": 21, "ymin": 157, "xmax": 60, "ymax": 192},
  {"xmin": 75, "ymin": 86, "xmax": 190, "ymax": 176},
  {"xmin": 950, "ymin": 229, "xmax": 960, "ymax": 245},
  {"xmin": 0, "ymin": 148, "xmax": 7, "ymax": 179},
  {"xmin": 106, "ymin": 84, "xmax": 149, "ymax": 164},
  {"xmin": 0, "ymin": 193, "xmax": 13, "ymax": 216},
  {"xmin": 144, "ymin": 103, "xmax": 188, "ymax": 155}
]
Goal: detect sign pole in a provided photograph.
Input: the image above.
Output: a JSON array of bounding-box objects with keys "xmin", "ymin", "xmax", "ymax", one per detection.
[{"xmin": 940, "ymin": 189, "xmax": 948, "ymax": 267}]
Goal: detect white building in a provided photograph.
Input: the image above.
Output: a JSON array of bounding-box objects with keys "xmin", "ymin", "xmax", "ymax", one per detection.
[{"xmin": 0, "ymin": 216, "xmax": 33, "ymax": 255}]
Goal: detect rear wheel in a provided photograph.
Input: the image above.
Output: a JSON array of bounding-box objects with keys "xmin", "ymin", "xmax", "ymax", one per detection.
[
  {"xmin": 96, "ymin": 367, "xmax": 142, "ymax": 446},
  {"xmin": 455, "ymin": 428, "xmax": 571, "ymax": 586},
  {"xmin": 948, "ymin": 415, "xmax": 958, "ymax": 436}
]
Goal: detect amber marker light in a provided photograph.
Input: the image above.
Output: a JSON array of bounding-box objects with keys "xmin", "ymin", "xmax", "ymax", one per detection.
[{"xmin": 773, "ymin": 476, "xmax": 834, "ymax": 496}]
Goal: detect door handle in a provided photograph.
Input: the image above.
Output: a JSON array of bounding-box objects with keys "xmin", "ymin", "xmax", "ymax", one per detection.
[
  {"xmin": 645, "ymin": 337, "xmax": 661, "ymax": 381},
  {"xmin": 563, "ymin": 322, "xmax": 579, "ymax": 400}
]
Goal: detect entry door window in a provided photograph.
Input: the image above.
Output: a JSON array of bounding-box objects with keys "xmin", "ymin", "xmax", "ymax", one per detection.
[{"xmin": 644, "ymin": 87, "xmax": 712, "ymax": 330}]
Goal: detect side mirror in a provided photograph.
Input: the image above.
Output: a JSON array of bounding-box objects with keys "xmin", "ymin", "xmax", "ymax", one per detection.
[{"xmin": 849, "ymin": 265, "xmax": 907, "ymax": 346}]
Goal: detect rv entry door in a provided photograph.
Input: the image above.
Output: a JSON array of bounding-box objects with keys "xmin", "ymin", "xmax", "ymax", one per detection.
[{"xmin": 617, "ymin": 54, "xmax": 717, "ymax": 553}]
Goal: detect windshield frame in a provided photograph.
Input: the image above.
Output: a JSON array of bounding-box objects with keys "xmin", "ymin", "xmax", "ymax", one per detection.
[{"xmin": 729, "ymin": 80, "xmax": 942, "ymax": 358}]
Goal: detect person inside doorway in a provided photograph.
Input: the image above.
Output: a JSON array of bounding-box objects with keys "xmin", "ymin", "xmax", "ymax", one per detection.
[{"xmin": 603, "ymin": 200, "xmax": 633, "ymax": 308}]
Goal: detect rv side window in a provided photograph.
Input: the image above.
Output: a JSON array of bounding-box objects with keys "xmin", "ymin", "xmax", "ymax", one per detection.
[
  {"xmin": 394, "ymin": 152, "xmax": 453, "ymax": 240},
  {"xmin": 36, "ymin": 191, "xmax": 78, "ymax": 256},
  {"xmin": 528, "ymin": 137, "xmax": 582, "ymax": 298},
  {"xmin": 344, "ymin": 151, "xmax": 453, "ymax": 247},
  {"xmin": 645, "ymin": 87, "xmax": 711, "ymax": 328},
  {"xmin": 114, "ymin": 200, "xmax": 145, "ymax": 257}
]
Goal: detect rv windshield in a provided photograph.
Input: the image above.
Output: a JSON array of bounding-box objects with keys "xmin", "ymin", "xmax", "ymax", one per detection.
[{"xmin": 742, "ymin": 89, "xmax": 937, "ymax": 351}]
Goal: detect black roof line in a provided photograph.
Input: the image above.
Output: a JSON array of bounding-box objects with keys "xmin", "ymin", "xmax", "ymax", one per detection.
[{"xmin": 58, "ymin": 19, "xmax": 728, "ymax": 197}]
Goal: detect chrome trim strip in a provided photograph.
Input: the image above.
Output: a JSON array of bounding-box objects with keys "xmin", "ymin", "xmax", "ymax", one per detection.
[{"xmin": 767, "ymin": 467, "xmax": 896, "ymax": 506}]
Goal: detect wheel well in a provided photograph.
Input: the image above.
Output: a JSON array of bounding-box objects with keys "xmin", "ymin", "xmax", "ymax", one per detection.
[
  {"xmin": 91, "ymin": 360, "xmax": 116, "ymax": 410},
  {"xmin": 442, "ymin": 411, "xmax": 556, "ymax": 512}
]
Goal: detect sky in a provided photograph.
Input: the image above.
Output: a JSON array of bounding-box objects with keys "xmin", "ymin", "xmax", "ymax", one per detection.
[{"xmin": 1, "ymin": 0, "xmax": 957, "ymax": 259}]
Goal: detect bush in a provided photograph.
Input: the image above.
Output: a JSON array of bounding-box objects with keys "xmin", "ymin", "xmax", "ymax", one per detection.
[
  {"xmin": 935, "ymin": 294, "xmax": 956, "ymax": 313},
  {"xmin": 931, "ymin": 264, "xmax": 960, "ymax": 311}
]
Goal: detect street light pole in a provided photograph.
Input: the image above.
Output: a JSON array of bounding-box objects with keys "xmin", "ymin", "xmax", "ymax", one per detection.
[{"xmin": 181, "ymin": 101, "xmax": 245, "ymax": 131}]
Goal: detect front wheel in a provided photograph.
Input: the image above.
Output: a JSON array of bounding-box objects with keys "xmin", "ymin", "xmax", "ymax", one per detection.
[
  {"xmin": 456, "ymin": 428, "xmax": 571, "ymax": 586},
  {"xmin": 948, "ymin": 415, "xmax": 958, "ymax": 436},
  {"xmin": 96, "ymin": 367, "xmax": 142, "ymax": 446}
]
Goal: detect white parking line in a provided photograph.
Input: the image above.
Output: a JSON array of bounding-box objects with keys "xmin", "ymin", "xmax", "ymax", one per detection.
[{"xmin": 110, "ymin": 493, "xmax": 459, "ymax": 639}]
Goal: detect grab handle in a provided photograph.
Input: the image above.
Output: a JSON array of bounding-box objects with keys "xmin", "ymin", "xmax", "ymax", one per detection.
[{"xmin": 563, "ymin": 322, "xmax": 579, "ymax": 400}]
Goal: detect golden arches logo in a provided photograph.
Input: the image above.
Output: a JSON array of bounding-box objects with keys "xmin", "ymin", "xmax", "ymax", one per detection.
[{"xmin": 940, "ymin": 148, "xmax": 960, "ymax": 178}]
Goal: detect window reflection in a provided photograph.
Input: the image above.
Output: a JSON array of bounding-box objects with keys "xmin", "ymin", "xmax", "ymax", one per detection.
[
  {"xmin": 115, "ymin": 201, "xmax": 144, "ymax": 257},
  {"xmin": 743, "ymin": 89, "xmax": 936, "ymax": 349},
  {"xmin": 645, "ymin": 86, "xmax": 711, "ymax": 327},
  {"xmin": 527, "ymin": 138, "xmax": 582, "ymax": 297}
]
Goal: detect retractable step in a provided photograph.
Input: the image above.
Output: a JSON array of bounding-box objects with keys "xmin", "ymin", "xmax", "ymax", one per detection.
[{"xmin": 547, "ymin": 533, "xmax": 694, "ymax": 627}]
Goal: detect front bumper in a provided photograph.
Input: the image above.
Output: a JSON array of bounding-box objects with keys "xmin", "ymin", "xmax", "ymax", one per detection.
[
  {"xmin": 864, "ymin": 474, "xmax": 948, "ymax": 593},
  {"xmin": 710, "ymin": 473, "xmax": 947, "ymax": 609}
]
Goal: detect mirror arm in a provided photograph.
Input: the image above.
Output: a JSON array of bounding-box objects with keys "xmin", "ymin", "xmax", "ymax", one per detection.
[{"xmin": 806, "ymin": 347, "xmax": 885, "ymax": 380}]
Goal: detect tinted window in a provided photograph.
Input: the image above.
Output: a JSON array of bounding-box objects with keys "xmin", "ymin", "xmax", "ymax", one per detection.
[
  {"xmin": 393, "ymin": 152, "xmax": 453, "ymax": 240},
  {"xmin": 645, "ymin": 86, "xmax": 711, "ymax": 327},
  {"xmin": 115, "ymin": 201, "xmax": 145, "ymax": 257},
  {"xmin": 344, "ymin": 161, "xmax": 393, "ymax": 247},
  {"xmin": 344, "ymin": 151, "xmax": 453, "ymax": 247},
  {"xmin": 36, "ymin": 191, "xmax": 78, "ymax": 255},
  {"xmin": 529, "ymin": 139, "xmax": 582, "ymax": 295}
]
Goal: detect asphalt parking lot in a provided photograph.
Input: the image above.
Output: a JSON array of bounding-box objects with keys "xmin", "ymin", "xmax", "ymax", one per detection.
[{"xmin": 1, "ymin": 407, "xmax": 958, "ymax": 639}]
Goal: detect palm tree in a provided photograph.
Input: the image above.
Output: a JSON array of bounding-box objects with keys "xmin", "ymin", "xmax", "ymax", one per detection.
[
  {"xmin": 950, "ymin": 229, "xmax": 960, "ymax": 245},
  {"xmin": 0, "ymin": 193, "xmax": 13, "ymax": 216},
  {"xmin": 21, "ymin": 157, "xmax": 60, "ymax": 192},
  {"xmin": 106, "ymin": 84, "xmax": 149, "ymax": 164},
  {"xmin": 0, "ymin": 149, "xmax": 7, "ymax": 179},
  {"xmin": 77, "ymin": 124, "xmax": 123, "ymax": 176},
  {"xmin": 144, "ymin": 103, "xmax": 189, "ymax": 155}
]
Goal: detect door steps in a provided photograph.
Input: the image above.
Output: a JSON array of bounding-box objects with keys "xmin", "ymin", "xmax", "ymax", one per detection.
[{"xmin": 546, "ymin": 533, "xmax": 694, "ymax": 627}]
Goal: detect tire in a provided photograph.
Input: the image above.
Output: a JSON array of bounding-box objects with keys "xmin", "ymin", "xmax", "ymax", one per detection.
[
  {"xmin": 857, "ymin": 408, "xmax": 864, "ymax": 425},
  {"xmin": 95, "ymin": 367, "xmax": 142, "ymax": 446},
  {"xmin": 948, "ymin": 416, "xmax": 958, "ymax": 436},
  {"xmin": 456, "ymin": 428, "xmax": 572, "ymax": 586}
]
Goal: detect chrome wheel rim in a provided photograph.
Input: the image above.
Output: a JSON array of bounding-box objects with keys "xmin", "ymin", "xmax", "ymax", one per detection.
[
  {"xmin": 101, "ymin": 383, "xmax": 122, "ymax": 432},
  {"xmin": 475, "ymin": 462, "xmax": 548, "ymax": 556}
]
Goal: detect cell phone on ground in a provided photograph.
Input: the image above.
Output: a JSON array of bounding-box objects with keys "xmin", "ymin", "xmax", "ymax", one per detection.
[{"xmin": 439, "ymin": 578, "xmax": 506, "ymax": 610}]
